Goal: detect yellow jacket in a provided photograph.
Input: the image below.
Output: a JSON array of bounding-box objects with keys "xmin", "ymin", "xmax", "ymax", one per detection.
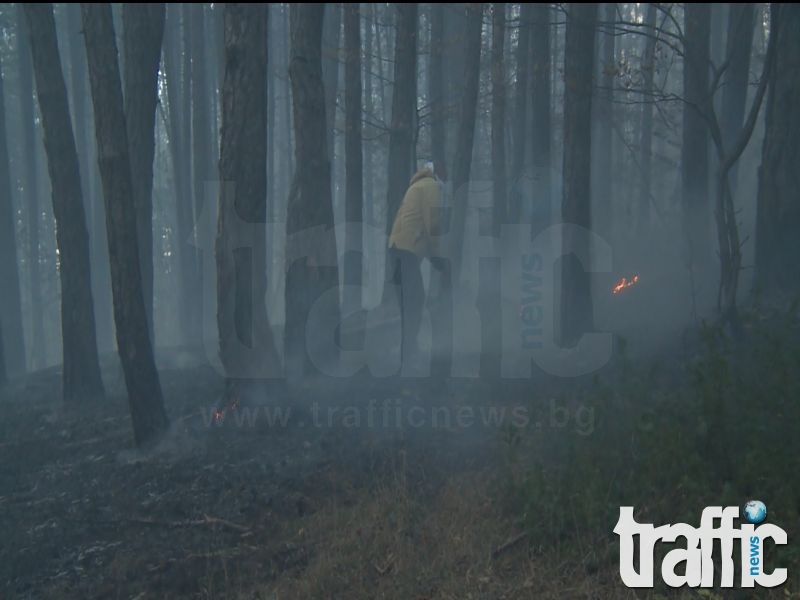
[{"xmin": 388, "ymin": 168, "xmax": 442, "ymax": 259}]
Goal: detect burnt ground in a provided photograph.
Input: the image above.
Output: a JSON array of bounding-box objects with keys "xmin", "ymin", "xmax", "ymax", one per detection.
[{"xmin": 0, "ymin": 350, "xmax": 541, "ymax": 599}]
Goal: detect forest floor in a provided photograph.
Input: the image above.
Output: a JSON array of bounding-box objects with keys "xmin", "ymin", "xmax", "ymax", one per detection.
[{"xmin": 2, "ymin": 299, "xmax": 800, "ymax": 599}]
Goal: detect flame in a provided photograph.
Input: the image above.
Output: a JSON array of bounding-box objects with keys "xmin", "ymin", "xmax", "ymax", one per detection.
[
  {"xmin": 612, "ymin": 274, "xmax": 639, "ymax": 295},
  {"xmin": 211, "ymin": 394, "xmax": 241, "ymax": 425}
]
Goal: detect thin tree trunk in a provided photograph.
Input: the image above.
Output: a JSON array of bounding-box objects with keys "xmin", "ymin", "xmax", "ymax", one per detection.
[
  {"xmin": 123, "ymin": 3, "xmax": 165, "ymax": 344},
  {"xmin": 559, "ymin": 3, "xmax": 598, "ymax": 347},
  {"xmin": 530, "ymin": 2, "xmax": 551, "ymax": 232},
  {"xmin": 429, "ymin": 4, "xmax": 446, "ymax": 174},
  {"xmin": 638, "ymin": 3, "xmax": 656, "ymax": 233},
  {"xmin": 162, "ymin": 4, "xmax": 194, "ymax": 347},
  {"xmin": 721, "ymin": 3, "xmax": 755, "ymax": 194},
  {"xmin": 82, "ymin": 3, "xmax": 168, "ymax": 446},
  {"xmin": 491, "ymin": 3, "xmax": 506, "ymax": 237},
  {"xmin": 285, "ymin": 4, "xmax": 340, "ymax": 378},
  {"xmin": 0, "ymin": 53, "xmax": 26, "ymax": 376},
  {"xmin": 755, "ymin": 4, "xmax": 800, "ymax": 295},
  {"xmin": 682, "ymin": 4, "xmax": 712, "ymax": 271},
  {"xmin": 323, "ymin": 4, "xmax": 341, "ymax": 201},
  {"xmin": 24, "ymin": 3, "xmax": 105, "ymax": 403},
  {"xmin": 343, "ymin": 3, "xmax": 363, "ymax": 316},
  {"xmin": 593, "ymin": 2, "xmax": 615, "ymax": 240},
  {"xmin": 508, "ymin": 3, "xmax": 531, "ymax": 222},
  {"xmin": 217, "ymin": 3, "xmax": 281, "ymax": 386},
  {"xmin": 384, "ymin": 4, "xmax": 418, "ymax": 235},
  {"xmin": 449, "ymin": 3, "xmax": 483, "ymax": 282},
  {"xmin": 17, "ymin": 6, "xmax": 46, "ymax": 371}
]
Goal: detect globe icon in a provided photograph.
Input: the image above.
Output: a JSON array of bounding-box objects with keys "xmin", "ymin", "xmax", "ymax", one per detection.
[{"xmin": 743, "ymin": 500, "xmax": 767, "ymax": 524}]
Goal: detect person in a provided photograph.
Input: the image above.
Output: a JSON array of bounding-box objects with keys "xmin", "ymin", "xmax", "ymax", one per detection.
[{"xmin": 387, "ymin": 161, "xmax": 448, "ymax": 363}]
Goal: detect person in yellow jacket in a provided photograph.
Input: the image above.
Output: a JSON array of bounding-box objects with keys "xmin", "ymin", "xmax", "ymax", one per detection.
[{"xmin": 388, "ymin": 161, "xmax": 448, "ymax": 362}]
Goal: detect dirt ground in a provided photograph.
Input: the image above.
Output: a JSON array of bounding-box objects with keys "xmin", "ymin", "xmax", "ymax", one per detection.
[{"xmin": 2, "ymin": 350, "xmax": 577, "ymax": 599}]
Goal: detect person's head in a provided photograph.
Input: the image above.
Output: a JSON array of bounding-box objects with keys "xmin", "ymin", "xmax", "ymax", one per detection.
[{"xmin": 421, "ymin": 159, "xmax": 447, "ymax": 182}]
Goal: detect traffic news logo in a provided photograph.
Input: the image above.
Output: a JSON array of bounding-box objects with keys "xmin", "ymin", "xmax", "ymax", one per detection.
[{"xmin": 614, "ymin": 502, "xmax": 788, "ymax": 588}]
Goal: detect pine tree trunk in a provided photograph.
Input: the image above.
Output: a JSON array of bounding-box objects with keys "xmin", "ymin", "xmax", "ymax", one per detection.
[
  {"xmin": 0, "ymin": 54, "xmax": 26, "ymax": 376},
  {"xmin": 285, "ymin": 4, "xmax": 340, "ymax": 378},
  {"xmin": 592, "ymin": 3, "xmax": 615, "ymax": 241},
  {"xmin": 429, "ymin": 4, "xmax": 446, "ymax": 174},
  {"xmin": 163, "ymin": 5, "xmax": 196, "ymax": 347},
  {"xmin": 755, "ymin": 4, "xmax": 800, "ymax": 295},
  {"xmin": 682, "ymin": 4, "xmax": 712, "ymax": 271},
  {"xmin": 343, "ymin": 3, "xmax": 363, "ymax": 316},
  {"xmin": 508, "ymin": 3, "xmax": 531, "ymax": 223},
  {"xmin": 638, "ymin": 3, "xmax": 656, "ymax": 233},
  {"xmin": 384, "ymin": 4, "xmax": 418, "ymax": 235},
  {"xmin": 559, "ymin": 3, "xmax": 598, "ymax": 347},
  {"xmin": 491, "ymin": 3, "xmax": 506, "ymax": 237},
  {"xmin": 721, "ymin": 3, "xmax": 755, "ymax": 194},
  {"xmin": 123, "ymin": 3, "xmax": 165, "ymax": 344},
  {"xmin": 82, "ymin": 3, "xmax": 168, "ymax": 446},
  {"xmin": 529, "ymin": 3, "xmax": 551, "ymax": 232},
  {"xmin": 217, "ymin": 3, "xmax": 281, "ymax": 386},
  {"xmin": 449, "ymin": 3, "xmax": 483, "ymax": 282},
  {"xmin": 17, "ymin": 6, "xmax": 46, "ymax": 371},
  {"xmin": 24, "ymin": 3, "xmax": 105, "ymax": 403}
]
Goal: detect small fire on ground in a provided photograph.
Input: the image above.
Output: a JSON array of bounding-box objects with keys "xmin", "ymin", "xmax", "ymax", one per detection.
[{"xmin": 612, "ymin": 274, "xmax": 639, "ymax": 295}]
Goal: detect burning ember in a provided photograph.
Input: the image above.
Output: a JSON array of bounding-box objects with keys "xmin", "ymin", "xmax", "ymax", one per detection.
[
  {"xmin": 612, "ymin": 274, "xmax": 639, "ymax": 295},
  {"xmin": 211, "ymin": 394, "xmax": 241, "ymax": 425}
]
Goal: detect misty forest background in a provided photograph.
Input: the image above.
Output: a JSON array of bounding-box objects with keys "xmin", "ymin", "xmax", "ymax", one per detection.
[{"xmin": 1, "ymin": 3, "xmax": 800, "ymax": 598}]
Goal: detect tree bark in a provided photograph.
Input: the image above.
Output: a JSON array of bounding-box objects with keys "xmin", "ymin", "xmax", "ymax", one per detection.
[
  {"xmin": 24, "ymin": 3, "xmax": 105, "ymax": 403},
  {"xmin": 491, "ymin": 3, "xmax": 506, "ymax": 237},
  {"xmin": 449, "ymin": 4, "xmax": 483, "ymax": 282},
  {"xmin": 0, "ymin": 53, "xmax": 26, "ymax": 376},
  {"xmin": 217, "ymin": 3, "xmax": 281, "ymax": 385},
  {"xmin": 429, "ymin": 4, "xmax": 446, "ymax": 175},
  {"xmin": 384, "ymin": 4, "xmax": 418, "ymax": 236},
  {"xmin": 82, "ymin": 3, "xmax": 168, "ymax": 446},
  {"xmin": 529, "ymin": 3, "xmax": 551, "ymax": 232},
  {"xmin": 682, "ymin": 4, "xmax": 712, "ymax": 270},
  {"xmin": 285, "ymin": 4, "xmax": 340, "ymax": 377},
  {"xmin": 755, "ymin": 4, "xmax": 800, "ymax": 295},
  {"xmin": 721, "ymin": 3, "xmax": 755, "ymax": 194},
  {"xmin": 638, "ymin": 3, "xmax": 656, "ymax": 233},
  {"xmin": 559, "ymin": 3, "xmax": 598, "ymax": 347},
  {"xmin": 17, "ymin": 6, "xmax": 46, "ymax": 371},
  {"xmin": 123, "ymin": 3, "xmax": 165, "ymax": 344},
  {"xmin": 508, "ymin": 3, "xmax": 531, "ymax": 223},
  {"xmin": 592, "ymin": 3, "xmax": 615, "ymax": 240},
  {"xmin": 343, "ymin": 3, "xmax": 363, "ymax": 316}
]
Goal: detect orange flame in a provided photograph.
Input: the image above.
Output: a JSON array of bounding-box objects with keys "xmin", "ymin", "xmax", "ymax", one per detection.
[{"xmin": 612, "ymin": 274, "xmax": 639, "ymax": 295}]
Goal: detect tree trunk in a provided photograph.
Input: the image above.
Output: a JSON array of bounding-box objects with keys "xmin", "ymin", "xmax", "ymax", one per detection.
[
  {"xmin": 323, "ymin": 4, "xmax": 341, "ymax": 203},
  {"xmin": 343, "ymin": 3, "xmax": 363, "ymax": 316},
  {"xmin": 82, "ymin": 3, "xmax": 168, "ymax": 446},
  {"xmin": 384, "ymin": 4, "xmax": 418, "ymax": 236},
  {"xmin": 508, "ymin": 3, "xmax": 531, "ymax": 222},
  {"xmin": 17, "ymin": 6, "xmax": 46, "ymax": 371},
  {"xmin": 190, "ymin": 3, "xmax": 213, "ymax": 342},
  {"xmin": 491, "ymin": 3, "xmax": 506, "ymax": 237},
  {"xmin": 217, "ymin": 3, "xmax": 281, "ymax": 386},
  {"xmin": 638, "ymin": 3, "xmax": 656, "ymax": 233},
  {"xmin": 429, "ymin": 4, "xmax": 446, "ymax": 175},
  {"xmin": 559, "ymin": 3, "xmax": 598, "ymax": 347},
  {"xmin": 592, "ymin": 2, "xmax": 615, "ymax": 241},
  {"xmin": 0, "ymin": 53, "xmax": 26, "ymax": 376},
  {"xmin": 529, "ymin": 3, "xmax": 551, "ymax": 232},
  {"xmin": 162, "ymin": 5, "xmax": 197, "ymax": 347},
  {"xmin": 123, "ymin": 3, "xmax": 165, "ymax": 344},
  {"xmin": 285, "ymin": 4, "xmax": 340, "ymax": 378},
  {"xmin": 449, "ymin": 4, "xmax": 483, "ymax": 282},
  {"xmin": 24, "ymin": 3, "xmax": 105, "ymax": 403},
  {"xmin": 755, "ymin": 4, "xmax": 800, "ymax": 295},
  {"xmin": 682, "ymin": 4, "xmax": 712, "ymax": 271},
  {"xmin": 721, "ymin": 3, "xmax": 755, "ymax": 194}
]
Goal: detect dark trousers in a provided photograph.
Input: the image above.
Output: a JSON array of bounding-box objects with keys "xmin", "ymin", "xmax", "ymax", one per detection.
[{"xmin": 389, "ymin": 247, "xmax": 424, "ymax": 361}]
